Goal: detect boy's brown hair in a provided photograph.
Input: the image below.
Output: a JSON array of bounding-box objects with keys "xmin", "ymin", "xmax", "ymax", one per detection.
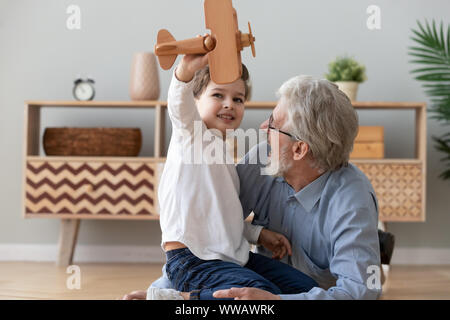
[{"xmin": 192, "ymin": 64, "xmax": 251, "ymax": 101}]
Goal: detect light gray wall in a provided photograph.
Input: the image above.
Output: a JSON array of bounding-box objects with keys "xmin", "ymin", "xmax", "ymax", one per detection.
[{"xmin": 1, "ymin": 0, "xmax": 449, "ymax": 250}]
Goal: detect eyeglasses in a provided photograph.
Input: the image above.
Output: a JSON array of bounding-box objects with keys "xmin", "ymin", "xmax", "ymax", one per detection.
[{"xmin": 267, "ymin": 114, "xmax": 300, "ymax": 141}]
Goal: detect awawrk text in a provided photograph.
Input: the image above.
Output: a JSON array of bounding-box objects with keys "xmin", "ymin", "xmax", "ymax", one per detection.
[{"xmin": 175, "ymin": 304, "xmax": 275, "ymax": 317}]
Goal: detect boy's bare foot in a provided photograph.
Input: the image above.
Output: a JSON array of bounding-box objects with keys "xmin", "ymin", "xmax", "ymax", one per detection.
[
  {"xmin": 120, "ymin": 290, "xmax": 146, "ymax": 300},
  {"xmin": 180, "ymin": 292, "xmax": 190, "ymax": 300}
]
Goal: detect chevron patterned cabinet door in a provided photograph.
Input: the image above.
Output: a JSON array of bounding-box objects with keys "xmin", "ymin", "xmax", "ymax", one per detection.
[{"xmin": 25, "ymin": 159, "xmax": 164, "ymax": 219}]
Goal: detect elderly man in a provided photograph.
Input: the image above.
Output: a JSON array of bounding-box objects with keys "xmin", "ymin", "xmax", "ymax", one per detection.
[{"xmin": 123, "ymin": 75, "xmax": 382, "ymax": 300}]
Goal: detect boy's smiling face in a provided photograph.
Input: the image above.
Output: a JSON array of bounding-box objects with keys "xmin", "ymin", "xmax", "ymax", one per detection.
[{"xmin": 195, "ymin": 79, "xmax": 246, "ymax": 136}]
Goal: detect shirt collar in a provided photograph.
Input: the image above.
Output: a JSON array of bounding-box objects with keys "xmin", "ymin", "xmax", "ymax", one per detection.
[{"xmin": 291, "ymin": 171, "xmax": 331, "ymax": 212}]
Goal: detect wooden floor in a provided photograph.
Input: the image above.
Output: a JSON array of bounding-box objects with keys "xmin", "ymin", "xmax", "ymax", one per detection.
[{"xmin": 0, "ymin": 262, "xmax": 449, "ymax": 300}]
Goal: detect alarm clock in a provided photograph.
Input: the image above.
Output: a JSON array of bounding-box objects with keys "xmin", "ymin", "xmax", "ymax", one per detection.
[{"xmin": 73, "ymin": 78, "xmax": 95, "ymax": 101}]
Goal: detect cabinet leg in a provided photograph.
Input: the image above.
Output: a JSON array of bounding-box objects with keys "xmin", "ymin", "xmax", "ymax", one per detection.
[{"xmin": 56, "ymin": 219, "xmax": 80, "ymax": 267}]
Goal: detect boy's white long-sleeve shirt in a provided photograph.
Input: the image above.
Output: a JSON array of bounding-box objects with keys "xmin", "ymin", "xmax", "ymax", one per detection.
[{"xmin": 158, "ymin": 73, "xmax": 262, "ymax": 266}]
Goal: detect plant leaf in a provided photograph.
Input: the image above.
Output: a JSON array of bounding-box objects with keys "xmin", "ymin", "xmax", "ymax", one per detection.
[
  {"xmin": 447, "ymin": 24, "xmax": 450, "ymax": 57},
  {"xmin": 410, "ymin": 20, "xmax": 450, "ymax": 180},
  {"xmin": 409, "ymin": 45, "xmax": 447, "ymax": 58},
  {"xmin": 415, "ymin": 73, "xmax": 450, "ymax": 81},
  {"xmin": 411, "ymin": 67, "xmax": 450, "ymax": 74},
  {"xmin": 408, "ymin": 53, "xmax": 447, "ymax": 64}
]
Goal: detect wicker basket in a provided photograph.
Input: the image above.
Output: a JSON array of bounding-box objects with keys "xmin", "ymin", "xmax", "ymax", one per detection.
[{"xmin": 43, "ymin": 128, "xmax": 142, "ymax": 156}]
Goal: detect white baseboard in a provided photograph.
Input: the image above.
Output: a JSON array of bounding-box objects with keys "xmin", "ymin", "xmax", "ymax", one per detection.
[
  {"xmin": 1, "ymin": 244, "xmax": 450, "ymax": 265},
  {"xmin": 390, "ymin": 247, "xmax": 450, "ymax": 265}
]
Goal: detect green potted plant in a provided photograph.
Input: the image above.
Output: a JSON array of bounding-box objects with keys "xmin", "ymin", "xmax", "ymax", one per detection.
[
  {"xmin": 325, "ymin": 55, "xmax": 367, "ymax": 101},
  {"xmin": 409, "ymin": 20, "xmax": 450, "ymax": 180}
]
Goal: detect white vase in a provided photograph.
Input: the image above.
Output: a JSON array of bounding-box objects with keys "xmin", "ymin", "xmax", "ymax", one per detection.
[
  {"xmin": 129, "ymin": 52, "xmax": 160, "ymax": 100},
  {"xmin": 334, "ymin": 81, "xmax": 359, "ymax": 101}
]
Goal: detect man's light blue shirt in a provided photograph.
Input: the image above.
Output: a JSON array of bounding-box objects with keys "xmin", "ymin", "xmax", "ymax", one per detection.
[{"xmin": 151, "ymin": 142, "xmax": 382, "ymax": 299}]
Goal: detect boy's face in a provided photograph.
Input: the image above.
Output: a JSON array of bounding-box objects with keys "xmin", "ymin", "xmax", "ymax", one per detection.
[{"xmin": 195, "ymin": 79, "xmax": 246, "ymax": 136}]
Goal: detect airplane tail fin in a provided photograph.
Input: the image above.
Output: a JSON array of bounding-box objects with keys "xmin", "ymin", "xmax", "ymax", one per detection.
[{"xmin": 154, "ymin": 29, "xmax": 178, "ymax": 70}]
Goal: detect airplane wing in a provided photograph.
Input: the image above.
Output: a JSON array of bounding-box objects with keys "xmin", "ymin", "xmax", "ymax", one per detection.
[{"xmin": 204, "ymin": 0, "xmax": 242, "ymax": 84}]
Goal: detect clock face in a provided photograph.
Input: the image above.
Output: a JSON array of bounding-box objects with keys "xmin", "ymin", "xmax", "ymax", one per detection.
[{"xmin": 74, "ymin": 82, "xmax": 95, "ymax": 101}]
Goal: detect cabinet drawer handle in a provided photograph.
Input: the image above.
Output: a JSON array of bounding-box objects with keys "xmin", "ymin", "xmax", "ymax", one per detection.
[{"xmin": 84, "ymin": 183, "xmax": 95, "ymax": 192}]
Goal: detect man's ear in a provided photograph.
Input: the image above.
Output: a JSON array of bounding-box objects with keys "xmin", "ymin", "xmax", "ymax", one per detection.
[{"xmin": 292, "ymin": 141, "xmax": 309, "ymax": 161}]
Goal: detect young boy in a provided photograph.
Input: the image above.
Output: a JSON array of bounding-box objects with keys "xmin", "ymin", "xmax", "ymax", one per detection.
[{"xmin": 150, "ymin": 53, "xmax": 317, "ymax": 300}]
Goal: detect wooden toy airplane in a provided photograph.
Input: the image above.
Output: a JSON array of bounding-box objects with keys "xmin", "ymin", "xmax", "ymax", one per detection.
[{"xmin": 154, "ymin": 0, "xmax": 255, "ymax": 84}]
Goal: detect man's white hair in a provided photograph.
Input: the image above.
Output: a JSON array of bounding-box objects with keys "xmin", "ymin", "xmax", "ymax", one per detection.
[{"xmin": 277, "ymin": 75, "xmax": 359, "ymax": 172}]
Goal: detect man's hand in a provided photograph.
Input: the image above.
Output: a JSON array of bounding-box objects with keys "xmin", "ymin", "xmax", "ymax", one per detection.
[
  {"xmin": 213, "ymin": 287, "xmax": 281, "ymax": 300},
  {"xmin": 258, "ymin": 228, "xmax": 292, "ymax": 260}
]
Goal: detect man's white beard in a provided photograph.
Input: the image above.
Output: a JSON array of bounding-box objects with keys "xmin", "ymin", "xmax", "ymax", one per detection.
[{"xmin": 262, "ymin": 144, "xmax": 293, "ymax": 177}]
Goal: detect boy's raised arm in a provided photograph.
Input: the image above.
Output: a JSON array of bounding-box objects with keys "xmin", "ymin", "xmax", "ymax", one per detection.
[
  {"xmin": 175, "ymin": 53, "xmax": 209, "ymax": 83},
  {"xmin": 166, "ymin": 53, "xmax": 209, "ymax": 132}
]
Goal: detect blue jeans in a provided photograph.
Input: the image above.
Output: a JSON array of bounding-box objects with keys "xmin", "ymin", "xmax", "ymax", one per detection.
[{"xmin": 165, "ymin": 247, "xmax": 318, "ymax": 300}]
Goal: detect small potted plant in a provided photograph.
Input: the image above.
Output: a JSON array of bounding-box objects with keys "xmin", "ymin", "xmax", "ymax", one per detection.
[{"xmin": 325, "ymin": 55, "xmax": 367, "ymax": 101}]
